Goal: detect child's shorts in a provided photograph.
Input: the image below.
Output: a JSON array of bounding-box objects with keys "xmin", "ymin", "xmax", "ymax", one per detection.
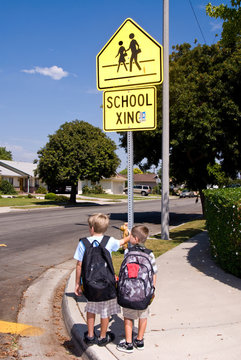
[
  {"xmin": 122, "ymin": 307, "xmax": 150, "ymax": 320},
  {"xmin": 85, "ymin": 298, "xmax": 121, "ymax": 318}
]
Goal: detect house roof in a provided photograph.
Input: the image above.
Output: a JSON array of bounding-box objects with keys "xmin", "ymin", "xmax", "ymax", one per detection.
[
  {"xmin": 119, "ymin": 173, "xmax": 159, "ymax": 184},
  {"xmin": 133, "ymin": 173, "xmax": 158, "ymax": 183},
  {"xmin": 0, "ymin": 160, "xmax": 37, "ymax": 177},
  {"xmin": 0, "ymin": 165, "xmax": 20, "ymax": 177},
  {"xmin": 102, "ymin": 174, "xmax": 126, "ymax": 182}
]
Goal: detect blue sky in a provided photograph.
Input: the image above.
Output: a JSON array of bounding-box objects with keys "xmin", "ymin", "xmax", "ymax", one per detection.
[{"xmin": 0, "ymin": 0, "xmax": 228, "ymax": 171}]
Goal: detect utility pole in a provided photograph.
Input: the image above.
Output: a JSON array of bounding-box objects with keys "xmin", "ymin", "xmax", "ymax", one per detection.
[{"xmin": 161, "ymin": 0, "xmax": 170, "ymax": 239}]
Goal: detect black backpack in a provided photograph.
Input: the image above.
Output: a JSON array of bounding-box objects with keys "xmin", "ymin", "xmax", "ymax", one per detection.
[
  {"xmin": 80, "ymin": 236, "xmax": 117, "ymax": 302},
  {"xmin": 117, "ymin": 245, "xmax": 155, "ymax": 310}
]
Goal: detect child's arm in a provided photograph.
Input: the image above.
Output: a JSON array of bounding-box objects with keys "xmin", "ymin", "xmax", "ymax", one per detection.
[
  {"xmin": 75, "ymin": 260, "xmax": 82, "ymax": 296},
  {"xmin": 119, "ymin": 234, "xmax": 130, "ymax": 247},
  {"xmin": 153, "ymin": 274, "xmax": 157, "ymax": 287},
  {"xmin": 119, "ymin": 223, "xmax": 130, "ymax": 246}
]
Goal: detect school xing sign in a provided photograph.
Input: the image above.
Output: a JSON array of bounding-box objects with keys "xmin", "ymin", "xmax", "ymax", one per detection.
[
  {"xmin": 97, "ymin": 18, "xmax": 163, "ymax": 90},
  {"xmin": 103, "ymin": 86, "xmax": 157, "ymax": 132}
]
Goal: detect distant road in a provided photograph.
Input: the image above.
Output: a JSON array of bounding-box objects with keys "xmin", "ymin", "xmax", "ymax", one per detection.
[{"xmin": 0, "ymin": 197, "xmax": 202, "ymax": 321}]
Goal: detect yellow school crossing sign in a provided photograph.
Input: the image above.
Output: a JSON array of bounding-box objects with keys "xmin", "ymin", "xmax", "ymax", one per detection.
[
  {"xmin": 97, "ymin": 18, "xmax": 163, "ymax": 90},
  {"xmin": 103, "ymin": 86, "xmax": 157, "ymax": 132}
]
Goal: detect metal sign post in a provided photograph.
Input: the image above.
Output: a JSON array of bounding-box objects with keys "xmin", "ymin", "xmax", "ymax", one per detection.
[
  {"xmin": 161, "ymin": 0, "xmax": 170, "ymax": 239},
  {"xmin": 127, "ymin": 131, "xmax": 134, "ymax": 230}
]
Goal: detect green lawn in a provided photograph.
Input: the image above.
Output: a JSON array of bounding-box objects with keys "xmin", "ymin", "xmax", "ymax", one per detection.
[
  {"xmin": 112, "ymin": 219, "xmax": 206, "ymax": 274},
  {"xmin": 0, "ymin": 196, "xmax": 65, "ymax": 208},
  {"xmin": 78, "ymin": 193, "xmax": 127, "ymax": 200},
  {"xmin": 0, "ymin": 193, "xmax": 162, "ymax": 207},
  {"xmin": 78, "ymin": 193, "xmax": 162, "ymax": 202}
]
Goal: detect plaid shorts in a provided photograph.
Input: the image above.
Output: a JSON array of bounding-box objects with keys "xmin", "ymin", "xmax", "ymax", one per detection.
[
  {"xmin": 122, "ymin": 306, "xmax": 150, "ymax": 320},
  {"xmin": 85, "ymin": 298, "xmax": 121, "ymax": 318}
]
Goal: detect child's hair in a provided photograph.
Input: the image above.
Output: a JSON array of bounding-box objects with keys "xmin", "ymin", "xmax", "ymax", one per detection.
[
  {"xmin": 88, "ymin": 213, "xmax": 109, "ymax": 233},
  {"xmin": 131, "ymin": 225, "xmax": 149, "ymax": 244}
]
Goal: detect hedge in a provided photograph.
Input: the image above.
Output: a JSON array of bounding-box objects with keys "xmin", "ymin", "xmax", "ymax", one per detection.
[
  {"xmin": 204, "ymin": 188, "xmax": 241, "ymax": 277},
  {"xmin": 45, "ymin": 193, "xmax": 69, "ymax": 202}
]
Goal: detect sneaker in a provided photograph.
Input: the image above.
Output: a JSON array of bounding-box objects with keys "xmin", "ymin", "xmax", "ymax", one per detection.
[
  {"xmin": 133, "ymin": 337, "xmax": 144, "ymax": 350},
  {"xmin": 83, "ymin": 331, "xmax": 96, "ymax": 346},
  {"xmin": 97, "ymin": 331, "xmax": 115, "ymax": 347},
  {"xmin": 116, "ymin": 339, "xmax": 134, "ymax": 353}
]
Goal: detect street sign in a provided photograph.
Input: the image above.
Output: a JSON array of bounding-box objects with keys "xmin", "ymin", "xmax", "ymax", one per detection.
[
  {"xmin": 103, "ymin": 86, "xmax": 156, "ymax": 132},
  {"xmin": 97, "ymin": 18, "xmax": 163, "ymax": 90}
]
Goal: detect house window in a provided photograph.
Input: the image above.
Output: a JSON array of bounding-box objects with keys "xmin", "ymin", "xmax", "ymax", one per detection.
[{"xmin": 3, "ymin": 177, "xmax": 13, "ymax": 185}]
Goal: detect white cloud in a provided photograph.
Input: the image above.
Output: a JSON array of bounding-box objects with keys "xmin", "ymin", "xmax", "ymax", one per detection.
[
  {"xmin": 210, "ymin": 21, "xmax": 222, "ymax": 32},
  {"xmin": 22, "ymin": 65, "xmax": 69, "ymax": 80},
  {"xmin": 0, "ymin": 142, "xmax": 37, "ymax": 162}
]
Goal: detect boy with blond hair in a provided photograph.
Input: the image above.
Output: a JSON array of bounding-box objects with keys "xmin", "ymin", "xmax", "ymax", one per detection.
[{"xmin": 74, "ymin": 213, "xmax": 129, "ymax": 346}]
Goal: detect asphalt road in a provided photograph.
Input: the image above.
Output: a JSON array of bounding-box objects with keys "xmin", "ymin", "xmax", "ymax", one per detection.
[{"xmin": 0, "ymin": 197, "xmax": 202, "ymax": 322}]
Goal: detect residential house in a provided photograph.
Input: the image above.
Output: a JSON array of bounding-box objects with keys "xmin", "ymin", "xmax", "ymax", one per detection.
[
  {"xmin": 132, "ymin": 173, "xmax": 160, "ymax": 190},
  {"xmin": 0, "ymin": 160, "xmax": 126, "ymax": 195},
  {"xmin": 77, "ymin": 174, "xmax": 126, "ymax": 195},
  {"xmin": 0, "ymin": 160, "xmax": 44, "ymax": 193}
]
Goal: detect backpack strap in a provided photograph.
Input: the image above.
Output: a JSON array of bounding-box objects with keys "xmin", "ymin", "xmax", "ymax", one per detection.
[
  {"xmin": 99, "ymin": 235, "xmax": 111, "ymax": 248},
  {"xmin": 80, "ymin": 237, "xmax": 91, "ymax": 249},
  {"xmin": 129, "ymin": 244, "xmax": 152, "ymax": 255},
  {"xmin": 80, "ymin": 236, "xmax": 110, "ymax": 249}
]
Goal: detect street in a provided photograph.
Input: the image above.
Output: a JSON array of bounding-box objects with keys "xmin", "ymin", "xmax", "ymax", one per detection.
[{"xmin": 0, "ymin": 198, "xmax": 202, "ymax": 323}]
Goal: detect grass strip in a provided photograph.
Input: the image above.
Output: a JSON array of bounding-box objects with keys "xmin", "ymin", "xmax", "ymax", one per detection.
[{"xmin": 112, "ymin": 219, "xmax": 206, "ymax": 274}]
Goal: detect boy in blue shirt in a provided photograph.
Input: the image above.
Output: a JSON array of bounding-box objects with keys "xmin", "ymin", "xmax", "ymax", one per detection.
[{"xmin": 74, "ymin": 213, "xmax": 129, "ymax": 346}]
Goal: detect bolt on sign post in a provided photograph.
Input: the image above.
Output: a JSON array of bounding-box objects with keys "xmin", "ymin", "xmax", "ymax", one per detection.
[{"xmin": 96, "ymin": 18, "xmax": 163, "ymax": 231}]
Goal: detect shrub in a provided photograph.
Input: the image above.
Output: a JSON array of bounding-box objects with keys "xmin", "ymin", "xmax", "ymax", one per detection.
[
  {"xmin": 152, "ymin": 184, "xmax": 161, "ymax": 195},
  {"xmin": 45, "ymin": 192, "xmax": 58, "ymax": 200},
  {"xmin": 0, "ymin": 180, "xmax": 17, "ymax": 195},
  {"xmin": 36, "ymin": 186, "xmax": 47, "ymax": 194},
  {"xmin": 45, "ymin": 193, "xmax": 69, "ymax": 202},
  {"xmin": 93, "ymin": 185, "xmax": 105, "ymax": 194},
  {"xmin": 204, "ymin": 188, "xmax": 241, "ymax": 277},
  {"xmin": 82, "ymin": 185, "xmax": 91, "ymax": 194},
  {"xmin": 56, "ymin": 195, "xmax": 69, "ymax": 202},
  {"xmin": 82, "ymin": 184, "xmax": 105, "ymax": 195},
  {"xmin": 27, "ymin": 193, "xmax": 35, "ymax": 198}
]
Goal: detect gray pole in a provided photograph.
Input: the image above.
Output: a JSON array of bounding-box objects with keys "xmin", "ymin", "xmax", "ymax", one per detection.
[
  {"xmin": 127, "ymin": 131, "xmax": 134, "ymax": 231},
  {"xmin": 161, "ymin": 0, "xmax": 170, "ymax": 239}
]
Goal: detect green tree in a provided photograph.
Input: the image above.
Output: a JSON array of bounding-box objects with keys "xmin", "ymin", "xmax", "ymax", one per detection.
[
  {"xmin": 119, "ymin": 167, "xmax": 143, "ymax": 175},
  {"xmin": 206, "ymin": 1, "xmax": 241, "ymax": 47},
  {"xmin": 0, "ymin": 147, "xmax": 12, "ymax": 160},
  {"xmin": 119, "ymin": 41, "xmax": 241, "ymax": 213},
  {"xmin": 36, "ymin": 120, "xmax": 120, "ymax": 203}
]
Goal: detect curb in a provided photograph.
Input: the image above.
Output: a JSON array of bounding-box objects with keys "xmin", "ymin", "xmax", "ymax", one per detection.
[
  {"xmin": 62, "ymin": 271, "xmax": 116, "ymax": 360},
  {"xmin": 18, "ymin": 260, "xmax": 76, "ymax": 359}
]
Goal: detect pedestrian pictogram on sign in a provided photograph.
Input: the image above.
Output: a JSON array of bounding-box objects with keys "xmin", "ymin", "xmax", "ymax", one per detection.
[
  {"xmin": 97, "ymin": 18, "xmax": 163, "ymax": 90},
  {"xmin": 103, "ymin": 87, "xmax": 156, "ymax": 132}
]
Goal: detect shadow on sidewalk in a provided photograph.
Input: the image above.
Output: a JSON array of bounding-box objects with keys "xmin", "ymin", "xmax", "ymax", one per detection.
[{"xmin": 186, "ymin": 232, "xmax": 241, "ymax": 291}]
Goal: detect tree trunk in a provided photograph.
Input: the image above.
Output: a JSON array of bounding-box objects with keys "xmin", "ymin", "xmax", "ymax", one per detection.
[
  {"xmin": 69, "ymin": 184, "xmax": 77, "ymax": 203},
  {"xmin": 199, "ymin": 188, "xmax": 205, "ymax": 217}
]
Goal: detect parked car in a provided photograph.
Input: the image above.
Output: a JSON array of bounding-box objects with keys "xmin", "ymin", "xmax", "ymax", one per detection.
[
  {"xmin": 55, "ymin": 186, "xmax": 72, "ymax": 194},
  {"xmin": 179, "ymin": 190, "xmax": 195, "ymax": 198},
  {"xmin": 226, "ymin": 183, "xmax": 241, "ymax": 188},
  {"xmin": 124, "ymin": 185, "xmax": 151, "ymax": 196}
]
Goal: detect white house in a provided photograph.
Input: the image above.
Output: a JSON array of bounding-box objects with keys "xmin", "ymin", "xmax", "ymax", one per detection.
[
  {"xmin": 0, "ymin": 160, "xmax": 126, "ymax": 195},
  {"xmin": 0, "ymin": 160, "xmax": 44, "ymax": 193},
  {"xmin": 77, "ymin": 174, "xmax": 126, "ymax": 195}
]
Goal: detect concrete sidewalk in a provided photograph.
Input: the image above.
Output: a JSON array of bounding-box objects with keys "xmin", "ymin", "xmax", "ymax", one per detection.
[{"xmin": 63, "ymin": 231, "xmax": 241, "ymax": 360}]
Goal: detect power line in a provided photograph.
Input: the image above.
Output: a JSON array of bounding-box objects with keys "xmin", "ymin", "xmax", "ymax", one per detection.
[{"xmin": 188, "ymin": 0, "xmax": 207, "ymax": 43}]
